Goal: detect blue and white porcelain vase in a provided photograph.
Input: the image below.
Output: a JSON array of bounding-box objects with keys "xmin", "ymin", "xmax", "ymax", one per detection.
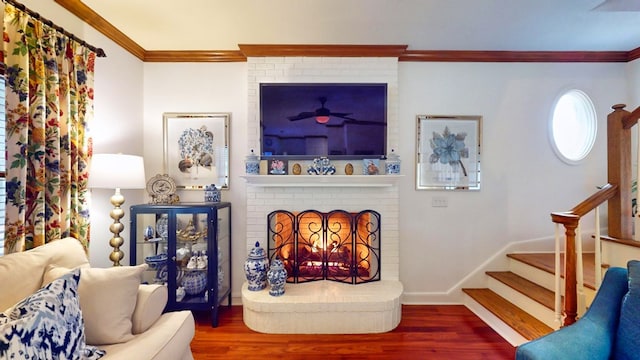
[
  {"xmin": 267, "ymin": 257, "xmax": 287, "ymax": 296},
  {"xmin": 385, "ymin": 149, "xmax": 401, "ymax": 174},
  {"xmin": 244, "ymin": 241, "xmax": 269, "ymax": 291},
  {"xmin": 204, "ymin": 184, "xmax": 221, "ymax": 202},
  {"xmin": 182, "ymin": 270, "xmax": 207, "ymax": 295},
  {"xmin": 245, "ymin": 149, "xmax": 260, "ymax": 175}
]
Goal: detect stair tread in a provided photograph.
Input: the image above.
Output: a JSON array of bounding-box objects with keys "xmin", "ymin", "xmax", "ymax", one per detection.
[
  {"xmin": 486, "ymin": 271, "xmax": 556, "ymax": 310},
  {"xmin": 463, "ymin": 288, "xmax": 554, "ymax": 340},
  {"xmin": 507, "ymin": 253, "xmax": 595, "ymax": 290}
]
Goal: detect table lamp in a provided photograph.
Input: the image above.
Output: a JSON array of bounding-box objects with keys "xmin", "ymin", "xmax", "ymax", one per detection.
[{"xmin": 89, "ymin": 153, "xmax": 146, "ymax": 266}]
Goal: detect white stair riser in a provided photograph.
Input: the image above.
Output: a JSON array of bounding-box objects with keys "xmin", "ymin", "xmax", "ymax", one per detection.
[
  {"xmin": 603, "ymin": 242, "xmax": 640, "ymax": 268},
  {"xmin": 463, "ymin": 293, "xmax": 529, "ymax": 347},
  {"xmin": 508, "ymin": 259, "xmax": 596, "ymax": 309},
  {"xmin": 487, "ymin": 277, "xmax": 560, "ymax": 330}
]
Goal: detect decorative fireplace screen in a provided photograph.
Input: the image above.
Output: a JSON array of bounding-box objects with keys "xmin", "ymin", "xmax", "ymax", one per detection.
[{"xmin": 267, "ymin": 209, "xmax": 381, "ymax": 284}]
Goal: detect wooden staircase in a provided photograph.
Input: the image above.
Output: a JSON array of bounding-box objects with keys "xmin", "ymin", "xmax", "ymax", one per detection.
[{"xmin": 462, "ymin": 252, "xmax": 596, "ymax": 345}]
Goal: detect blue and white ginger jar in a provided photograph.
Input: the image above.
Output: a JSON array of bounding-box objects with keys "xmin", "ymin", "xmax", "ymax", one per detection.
[
  {"xmin": 385, "ymin": 149, "xmax": 401, "ymax": 174},
  {"xmin": 267, "ymin": 257, "xmax": 287, "ymax": 296},
  {"xmin": 182, "ymin": 271, "xmax": 207, "ymax": 295},
  {"xmin": 244, "ymin": 241, "xmax": 269, "ymax": 291},
  {"xmin": 245, "ymin": 150, "xmax": 260, "ymax": 175},
  {"xmin": 204, "ymin": 184, "xmax": 221, "ymax": 202}
]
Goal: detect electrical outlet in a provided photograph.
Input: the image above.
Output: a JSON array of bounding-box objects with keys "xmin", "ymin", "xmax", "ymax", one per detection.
[{"xmin": 432, "ymin": 197, "xmax": 448, "ymax": 208}]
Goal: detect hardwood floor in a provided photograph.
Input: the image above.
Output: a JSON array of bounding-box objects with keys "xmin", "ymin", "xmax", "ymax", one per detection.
[{"xmin": 191, "ymin": 305, "xmax": 516, "ymax": 359}]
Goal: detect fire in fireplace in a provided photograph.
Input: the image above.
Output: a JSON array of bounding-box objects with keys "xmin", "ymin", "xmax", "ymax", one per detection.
[{"xmin": 267, "ymin": 209, "xmax": 381, "ymax": 284}]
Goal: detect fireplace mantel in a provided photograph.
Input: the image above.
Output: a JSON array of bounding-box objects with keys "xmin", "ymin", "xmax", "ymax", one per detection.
[{"xmin": 241, "ymin": 175, "xmax": 403, "ymax": 187}]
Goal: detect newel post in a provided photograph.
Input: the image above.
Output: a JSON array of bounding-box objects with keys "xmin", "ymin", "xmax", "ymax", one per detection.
[
  {"xmin": 551, "ymin": 212, "xmax": 579, "ymax": 326},
  {"xmin": 607, "ymin": 104, "xmax": 633, "ymax": 239}
]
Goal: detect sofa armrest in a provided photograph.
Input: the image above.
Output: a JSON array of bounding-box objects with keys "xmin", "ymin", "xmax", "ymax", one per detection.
[
  {"xmin": 131, "ymin": 284, "xmax": 168, "ymax": 334},
  {"xmin": 516, "ymin": 267, "xmax": 629, "ymax": 360}
]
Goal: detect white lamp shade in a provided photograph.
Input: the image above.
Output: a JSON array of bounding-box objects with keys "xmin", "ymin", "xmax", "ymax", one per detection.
[{"xmin": 89, "ymin": 154, "xmax": 146, "ymax": 189}]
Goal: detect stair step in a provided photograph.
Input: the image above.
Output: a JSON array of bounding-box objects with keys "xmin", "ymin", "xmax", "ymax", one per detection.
[
  {"xmin": 507, "ymin": 253, "xmax": 595, "ymax": 290},
  {"xmin": 463, "ymin": 288, "xmax": 554, "ymax": 340},
  {"xmin": 487, "ymin": 271, "xmax": 557, "ymax": 310}
]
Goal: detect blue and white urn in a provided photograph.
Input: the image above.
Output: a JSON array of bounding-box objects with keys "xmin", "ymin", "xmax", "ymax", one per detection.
[
  {"xmin": 267, "ymin": 257, "xmax": 287, "ymax": 296},
  {"xmin": 245, "ymin": 149, "xmax": 260, "ymax": 175},
  {"xmin": 244, "ymin": 241, "xmax": 269, "ymax": 291}
]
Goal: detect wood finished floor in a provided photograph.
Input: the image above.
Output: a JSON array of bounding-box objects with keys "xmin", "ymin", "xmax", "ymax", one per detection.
[{"xmin": 191, "ymin": 305, "xmax": 516, "ymax": 360}]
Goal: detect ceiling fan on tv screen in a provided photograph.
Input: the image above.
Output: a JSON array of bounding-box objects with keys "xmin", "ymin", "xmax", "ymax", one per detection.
[{"xmin": 287, "ymin": 97, "xmax": 386, "ymax": 127}]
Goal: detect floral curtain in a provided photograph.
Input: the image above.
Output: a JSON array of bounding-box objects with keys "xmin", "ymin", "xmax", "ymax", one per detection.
[{"xmin": 3, "ymin": 2, "xmax": 96, "ymax": 253}]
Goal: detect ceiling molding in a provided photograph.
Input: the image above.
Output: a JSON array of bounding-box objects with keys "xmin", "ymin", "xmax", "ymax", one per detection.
[
  {"xmin": 55, "ymin": 0, "xmax": 145, "ymax": 60},
  {"xmin": 237, "ymin": 44, "xmax": 408, "ymax": 58},
  {"xmin": 144, "ymin": 50, "xmax": 246, "ymax": 62},
  {"xmin": 399, "ymin": 50, "xmax": 630, "ymax": 62},
  {"xmin": 56, "ymin": 1, "xmax": 640, "ymax": 64},
  {"xmin": 628, "ymin": 46, "xmax": 640, "ymax": 62}
]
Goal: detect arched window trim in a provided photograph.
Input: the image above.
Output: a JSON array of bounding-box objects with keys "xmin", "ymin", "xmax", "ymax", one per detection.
[{"xmin": 549, "ymin": 88, "xmax": 597, "ymax": 165}]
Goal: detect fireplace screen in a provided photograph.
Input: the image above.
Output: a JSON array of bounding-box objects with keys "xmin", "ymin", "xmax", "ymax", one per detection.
[{"xmin": 267, "ymin": 209, "xmax": 381, "ymax": 284}]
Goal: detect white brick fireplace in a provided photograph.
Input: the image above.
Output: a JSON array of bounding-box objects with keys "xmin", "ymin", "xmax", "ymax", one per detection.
[{"xmin": 242, "ymin": 56, "xmax": 403, "ymax": 333}]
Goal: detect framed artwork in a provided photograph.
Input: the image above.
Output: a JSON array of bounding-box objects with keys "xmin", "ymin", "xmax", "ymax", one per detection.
[
  {"xmin": 363, "ymin": 159, "xmax": 381, "ymax": 175},
  {"xmin": 416, "ymin": 115, "xmax": 481, "ymax": 190},
  {"xmin": 163, "ymin": 112, "xmax": 230, "ymax": 190},
  {"xmin": 268, "ymin": 159, "xmax": 288, "ymax": 175}
]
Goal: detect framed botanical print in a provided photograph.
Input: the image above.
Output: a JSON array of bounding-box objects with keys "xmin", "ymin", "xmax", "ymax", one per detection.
[
  {"xmin": 416, "ymin": 115, "xmax": 481, "ymax": 190},
  {"xmin": 163, "ymin": 112, "xmax": 230, "ymax": 189}
]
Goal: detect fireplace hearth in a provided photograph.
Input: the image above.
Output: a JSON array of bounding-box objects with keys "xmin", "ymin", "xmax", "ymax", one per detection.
[{"xmin": 268, "ymin": 209, "xmax": 381, "ymax": 284}]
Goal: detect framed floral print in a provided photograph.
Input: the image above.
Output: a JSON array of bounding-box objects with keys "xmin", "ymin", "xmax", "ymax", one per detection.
[
  {"xmin": 163, "ymin": 112, "xmax": 230, "ymax": 189},
  {"xmin": 416, "ymin": 115, "xmax": 481, "ymax": 190}
]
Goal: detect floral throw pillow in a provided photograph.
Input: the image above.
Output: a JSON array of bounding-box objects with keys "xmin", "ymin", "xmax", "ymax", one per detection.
[{"xmin": 0, "ymin": 269, "xmax": 105, "ymax": 360}]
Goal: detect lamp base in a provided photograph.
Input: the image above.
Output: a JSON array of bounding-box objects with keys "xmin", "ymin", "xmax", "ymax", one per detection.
[{"xmin": 109, "ymin": 189, "xmax": 126, "ymax": 266}]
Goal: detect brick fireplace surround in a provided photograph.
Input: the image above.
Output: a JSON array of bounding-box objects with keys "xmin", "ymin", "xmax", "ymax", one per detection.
[{"xmin": 242, "ymin": 56, "xmax": 403, "ymax": 334}]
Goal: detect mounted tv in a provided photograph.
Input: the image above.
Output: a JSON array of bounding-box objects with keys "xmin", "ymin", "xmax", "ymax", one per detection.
[{"xmin": 260, "ymin": 83, "xmax": 387, "ymax": 160}]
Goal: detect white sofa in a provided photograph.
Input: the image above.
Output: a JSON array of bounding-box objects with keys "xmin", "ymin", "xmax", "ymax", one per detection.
[{"xmin": 0, "ymin": 237, "xmax": 195, "ymax": 360}]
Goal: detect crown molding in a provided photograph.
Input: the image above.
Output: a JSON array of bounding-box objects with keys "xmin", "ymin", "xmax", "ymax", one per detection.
[
  {"xmin": 56, "ymin": 0, "xmax": 640, "ymax": 64},
  {"xmin": 628, "ymin": 46, "xmax": 640, "ymax": 62},
  {"xmin": 144, "ymin": 50, "xmax": 246, "ymax": 62},
  {"xmin": 399, "ymin": 50, "xmax": 629, "ymax": 63},
  {"xmin": 54, "ymin": 0, "xmax": 145, "ymax": 60},
  {"xmin": 237, "ymin": 44, "xmax": 408, "ymax": 58}
]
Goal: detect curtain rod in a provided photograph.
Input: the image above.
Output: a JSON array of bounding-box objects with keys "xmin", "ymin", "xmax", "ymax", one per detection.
[{"xmin": 4, "ymin": 0, "xmax": 106, "ymax": 57}]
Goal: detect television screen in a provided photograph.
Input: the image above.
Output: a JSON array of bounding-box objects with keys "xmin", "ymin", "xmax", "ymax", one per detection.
[{"xmin": 260, "ymin": 83, "xmax": 387, "ymax": 160}]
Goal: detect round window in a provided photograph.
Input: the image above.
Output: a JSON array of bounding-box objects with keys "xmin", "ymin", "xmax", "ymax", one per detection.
[{"xmin": 549, "ymin": 89, "xmax": 597, "ymax": 164}]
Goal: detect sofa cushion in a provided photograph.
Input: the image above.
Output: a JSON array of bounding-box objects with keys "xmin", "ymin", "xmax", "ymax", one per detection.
[
  {"xmin": 0, "ymin": 269, "xmax": 104, "ymax": 360},
  {"xmin": 0, "ymin": 237, "xmax": 89, "ymax": 312},
  {"xmin": 44, "ymin": 264, "xmax": 148, "ymax": 345},
  {"xmin": 132, "ymin": 284, "xmax": 168, "ymax": 334},
  {"xmin": 614, "ymin": 260, "xmax": 640, "ymax": 360}
]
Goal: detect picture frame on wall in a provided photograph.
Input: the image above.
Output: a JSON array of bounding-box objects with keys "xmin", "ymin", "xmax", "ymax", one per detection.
[
  {"xmin": 163, "ymin": 112, "xmax": 230, "ymax": 189},
  {"xmin": 416, "ymin": 115, "xmax": 481, "ymax": 190}
]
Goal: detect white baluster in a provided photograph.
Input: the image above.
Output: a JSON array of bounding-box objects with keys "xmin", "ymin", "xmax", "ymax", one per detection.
[
  {"xmin": 595, "ymin": 207, "xmax": 602, "ymax": 287},
  {"xmin": 576, "ymin": 225, "xmax": 585, "ymax": 318},
  {"xmin": 554, "ymin": 223, "xmax": 562, "ymax": 326}
]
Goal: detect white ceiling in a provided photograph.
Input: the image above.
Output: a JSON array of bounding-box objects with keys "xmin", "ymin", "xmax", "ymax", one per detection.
[{"xmin": 80, "ymin": 0, "xmax": 640, "ymax": 52}]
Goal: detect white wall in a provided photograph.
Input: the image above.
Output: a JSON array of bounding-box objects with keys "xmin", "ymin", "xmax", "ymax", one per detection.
[
  {"xmin": 398, "ymin": 62, "xmax": 626, "ymax": 302},
  {"xmin": 143, "ymin": 63, "xmax": 248, "ymax": 295},
  {"xmin": 141, "ymin": 61, "xmax": 627, "ymax": 303}
]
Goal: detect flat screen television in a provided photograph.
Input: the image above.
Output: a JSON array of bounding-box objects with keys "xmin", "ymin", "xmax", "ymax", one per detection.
[{"xmin": 260, "ymin": 83, "xmax": 387, "ymax": 160}]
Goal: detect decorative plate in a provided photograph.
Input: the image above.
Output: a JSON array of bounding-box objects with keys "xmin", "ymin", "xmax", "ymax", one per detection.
[{"xmin": 146, "ymin": 174, "xmax": 179, "ymax": 204}]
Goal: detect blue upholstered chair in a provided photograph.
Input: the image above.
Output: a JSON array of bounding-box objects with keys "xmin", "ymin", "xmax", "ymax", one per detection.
[{"xmin": 515, "ymin": 260, "xmax": 640, "ymax": 360}]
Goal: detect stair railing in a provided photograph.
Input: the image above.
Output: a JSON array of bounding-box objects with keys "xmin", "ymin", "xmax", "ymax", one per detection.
[
  {"xmin": 551, "ymin": 103, "xmax": 640, "ymax": 327},
  {"xmin": 551, "ymin": 183, "xmax": 617, "ymax": 326}
]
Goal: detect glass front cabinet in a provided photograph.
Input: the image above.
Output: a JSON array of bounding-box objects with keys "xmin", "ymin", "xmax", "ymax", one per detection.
[{"xmin": 129, "ymin": 202, "xmax": 231, "ymax": 327}]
